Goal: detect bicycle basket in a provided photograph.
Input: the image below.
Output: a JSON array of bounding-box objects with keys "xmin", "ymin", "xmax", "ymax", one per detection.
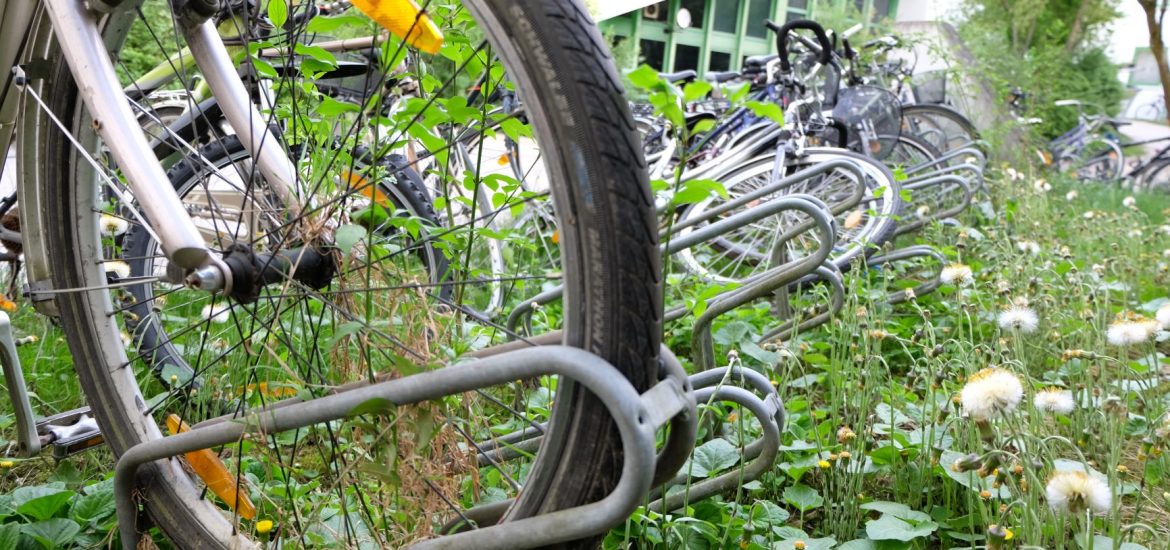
[
  {"xmin": 831, "ymin": 85, "xmax": 902, "ymax": 160},
  {"xmin": 911, "ymin": 70, "xmax": 947, "ymax": 104}
]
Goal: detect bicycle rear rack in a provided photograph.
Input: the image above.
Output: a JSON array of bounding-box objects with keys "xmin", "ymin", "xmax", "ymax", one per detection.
[{"xmin": 112, "ymin": 345, "xmax": 696, "ymax": 550}]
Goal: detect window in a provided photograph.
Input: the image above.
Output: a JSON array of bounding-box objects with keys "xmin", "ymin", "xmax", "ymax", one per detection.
[
  {"xmin": 640, "ymin": 39, "xmax": 665, "ymax": 70},
  {"xmin": 745, "ymin": 0, "xmax": 772, "ymax": 38},
  {"xmin": 712, "ymin": 0, "xmax": 738, "ymax": 33},
  {"xmin": 674, "ymin": 44, "xmax": 700, "ymax": 72},
  {"xmin": 680, "ymin": 0, "xmax": 706, "ymax": 30},
  {"xmin": 709, "ymin": 51, "xmax": 732, "ymax": 72}
]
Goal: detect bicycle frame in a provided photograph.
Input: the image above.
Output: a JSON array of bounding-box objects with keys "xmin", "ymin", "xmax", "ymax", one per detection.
[{"xmin": 0, "ymin": 0, "xmax": 299, "ymax": 290}]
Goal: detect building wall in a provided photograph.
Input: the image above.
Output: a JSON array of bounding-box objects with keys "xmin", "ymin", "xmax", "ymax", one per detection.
[{"xmin": 602, "ymin": 0, "xmax": 898, "ymax": 75}]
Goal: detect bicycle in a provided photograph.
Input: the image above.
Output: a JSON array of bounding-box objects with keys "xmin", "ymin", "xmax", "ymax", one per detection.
[{"xmin": 1, "ymin": 1, "xmax": 683, "ymax": 549}]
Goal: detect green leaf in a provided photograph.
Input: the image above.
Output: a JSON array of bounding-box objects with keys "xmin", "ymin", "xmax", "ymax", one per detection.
[
  {"xmin": 671, "ymin": 178, "xmax": 727, "ymax": 206},
  {"xmin": 1079, "ymin": 534, "xmax": 1147, "ymax": 550},
  {"xmin": 774, "ymin": 538, "xmax": 836, "ymax": 550},
  {"xmin": 746, "ymin": 101, "xmax": 785, "ymax": 125},
  {"xmin": 13, "ymin": 487, "xmax": 74, "ymax": 521},
  {"xmin": 348, "ymin": 397, "xmax": 396, "ymax": 417},
  {"xmin": 306, "ymin": 14, "xmax": 368, "ymax": 33},
  {"xmin": 865, "ymin": 514, "xmax": 938, "ymax": 542},
  {"xmin": 682, "ymin": 81, "xmax": 713, "ymax": 102},
  {"xmin": 837, "ymin": 540, "xmax": 878, "ymax": 550},
  {"xmin": 0, "ymin": 524, "xmax": 22, "ymax": 549},
  {"xmin": 316, "ymin": 96, "xmax": 362, "ymax": 117},
  {"xmin": 782, "ymin": 484, "xmax": 823, "ymax": 512},
  {"xmin": 22, "ymin": 518, "xmax": 81, "ymax": 549},
  {"xmin": 939, "ymin": 451, "xmax": 1011, "ymax": 497},
  {"xmin": 627, "ymin": 65, "xmax": 664, "ymax": 91},
  {"xmin": 267, "ymin": 0, "xmax": 288, "ymax": 29},
  {"xmin": 335, "ymin": 224, "xmax": 368, "ymax": 255},
  {"xmin": 684, "ymin": 438, "xmax": 740, "ymax": 478},
  {"xmin": 750, "ymin": 500, "xmax": 791, "ymax": 532},
  {"xmin": 71, "ymin": 487, "xmax": 115, "ymax": 526},
  {"xmin": 327, "ymin": 321, "xmax": 366, "ymax": 351},
  {"xmin": 860, "ymin": 501, "xmax": 932, "ymax": 523}
]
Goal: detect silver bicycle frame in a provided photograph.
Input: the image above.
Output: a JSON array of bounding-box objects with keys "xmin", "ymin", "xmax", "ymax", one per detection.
[{"xmin": 0, "ymin": 0, "xmax": 300, "ymax": 288}]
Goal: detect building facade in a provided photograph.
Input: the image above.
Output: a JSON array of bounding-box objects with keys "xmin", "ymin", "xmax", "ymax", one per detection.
[{"xmin": 600, "ymin": 0, "xmax": 898, "ymax": 75}]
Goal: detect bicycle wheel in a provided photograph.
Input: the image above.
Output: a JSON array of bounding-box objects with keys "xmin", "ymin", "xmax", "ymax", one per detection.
[
  {"xmin": 1136, "ymin": 159, "xmax": 1170, "ymax": 192},
  {"xmin": 901, "ymin": 104, "xmax": 978, "ymax": 152},
  {"xmin": 1059, "ymin": 139, "xmax": 1124, "ymax": 183},
  {"xmin": 884, "ymin": 132, "xmax": 940, "ymax": 170},
  {"xmin": 675, "ymin": 147, "xmax": 901, "ymax": 283},
  {"xmin": 23, "ymin": 2, "xmax": 659, "ymax": 548}
]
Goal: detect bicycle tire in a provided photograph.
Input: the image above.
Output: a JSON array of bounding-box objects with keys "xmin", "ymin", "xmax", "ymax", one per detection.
[
  {"xmin": 24, "ymin": 1, "xmax": 659, "ymax": 548},
  {"xmin": 901, "ymin": 104, "xmax": 979, "ymax": 152}
]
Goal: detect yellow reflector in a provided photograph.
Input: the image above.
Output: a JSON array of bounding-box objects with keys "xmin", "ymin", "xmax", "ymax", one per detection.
[
  {"xmin": 166, "ymin": 414, "xmax": 257, "ymax": 520},
  {"xmin": 844, "ymin": 209, "xmax": 863, "ymax": 230},
  {"xmin": 551, "ymin": 230, "xmax": 559, "ymax": 244},
  {"xmin": 498, "ymin": 153, "xmax": 510, "ymax": 166},
  {"xmin": 348, "ymin": 0, "xmax": 444, "ymax": 54}
]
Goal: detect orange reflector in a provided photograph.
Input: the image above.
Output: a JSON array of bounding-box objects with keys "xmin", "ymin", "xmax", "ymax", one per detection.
[
  {"xmin": 844, "ymin": 210, "xmax": 863, "ymax": 230},
  {"xmin": 343, "ymin": 171, "xmax": 391, "ymax": 207},
  {"xmin": 497, "ymin": 153, "xmax": 510, "ymax": 166},
  {"xmin": 166, "ymin": 414, "xmax": 257, "ymax": 520},
  {"xmin": 236, "ymin": 382, "xmax": 300, "ymax": 399},
  {"xmin": 348, "ymin": 0, "xmax": 444, "ymax": 54},
  {"xmin": 551, "ymin": 230, "xmax": 559, "ymax": 244}
]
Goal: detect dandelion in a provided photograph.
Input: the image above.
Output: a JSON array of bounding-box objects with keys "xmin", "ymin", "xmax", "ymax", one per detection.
[
  {"xmin": 1033, "ymin": 388, "xmax": 1075, "ymax": 415},
  {"xmin": 0, "ymin": 296, "xmax": 15, "ymax": 313},
  {"xmin": 837, "ymin": 426, "xmax": 856, "ymax": 443},
  {"xmin": 916, "ymin": 205, "xmax": 931, "ymax": 218},
  {"xmin": 256, "ymin": 520, "xmax": 274, "ymax": 534},
  {"xmin": 960, "ymin": 367, "xmax": 1024, "ymax": 422},
  {"xmin": 104, "ymin": 261, "xmax": 130, "ymax": 279},
  {"xmin": 1156, "ymin": 303, "xmax": 1170, "ymax": 329},
  {"xmin": 201, "ymin": 303, "xmax": 230, "ymax": 324},
  {"xmin": 997, "ymin": 305, "xmax": 1039, "ymax": 334},
  {"xmin": 818, "ymin": 460, "xmax": 831, "ymax": 469},
  {"xmin": 1033, "ymin": 179, "xmax": 1051, "ymax": 193},
  {"xmin": 1016, "ymin": 240, "xmax": 1040, "ymax": 255},
  {"xmin": 940, "ymin": 263, "xmax": 974, "ymax": 286},
  {"xmin": 1128, "ymin": 229, "xmax": 1143, "ymax": 238},
  {"xmin": 100, "ymin": 214, "xmax": 129, "ymax": 236},
  {"xmin": 0, "ymin": 460, "xmax": 12, "ymax": 469},
  {"xmin": 1066, "ymin": 190, "xmax": 1078, "ymax": 201},
  {"xmin": 1106, "ymin": 315, "xmax": 1158, "ymax": 346},
  {"xmin": 1123, "ymin": 196, "xmax": 1137, "ymax": 209},
  {"xmin": 1046, "ymin": 470, "xmax": 1111, "ymax": 515},
  {"xmin": 1083, "ymin": 211, "xmax": 1095, "ymax": 219}
]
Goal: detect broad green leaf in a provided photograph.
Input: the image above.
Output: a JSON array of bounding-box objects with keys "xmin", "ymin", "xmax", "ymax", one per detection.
[
  {"xmin": 72, "ymin": 487, "xmax": 116, "ymax": 526},
  {"xmin": 774, "ymin": 538, "xmax": 836, "ymax": 550},
  {"xmin": 671, "ymin": 178, "xmax": 727, "ymax": 206},
  {"xmin": 837, "ymin": 540, "xmax": 878, "ymax": 550},
  {"xmin": 317, "ymin": 96, "xmax": 362, "ymax": 117},
  {"xmin": 1079, "ymin": 534, "xmax": 1147, "ymax": 550},
  {"xmin": 684, "ymin": 438, "xmax": 740, "ymax": 478},
  {"xmin": 682, "ymin": 81, "xmax": 713, "ymax": 102},
  {"xmin": 0, "ymin": 524, "xmax": 21, "ymax": 549},
  {"xmin": 782, "ymin": 484, "xmax": 823, "ymax": 512},
  {"xmin": 627, "ymin": 65, "xmax": 664, "ymax": 91},
  {"xmin": 306, "ymin": 14, "xmax": 368, "ymax": 33},
  {"xmin": 267, "ymin": 0, "xmax": 288, "ymax": 29},
  {"xmin": 865, "ymin": 514, "xmax": 938, "ymax": 542},
  {"xmin": 939, "ymin": 451, "xmax": 1011, "ymax": 497},
  {"xmin": 746, "ymin": 101, "xmax": 785, "ymax": 125},
  {"xmin": 860, "ymin": 501, "xmax": 932, "ymax": 523},
  {"xmin": 334, "ymin": 224, "xmax": 368, "ymax": 255},
  {"xmin": 750, "ymin": 500, "xmax": 791, "ymax": 532},
  {"xmin": 22, "ymin": 518, "xmax": 81, "ymax": 549},
  {"xmin": 13, "ymin": 487, "xmax": 74, "ymax": 521}
]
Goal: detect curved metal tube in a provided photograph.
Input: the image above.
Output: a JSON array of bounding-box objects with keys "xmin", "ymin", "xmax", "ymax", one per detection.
[
  {"xmin": 760, "ymin": 263, "xmax": 845, "ymax": 342},
  {"xmin": 895, "ymin": 175, "xmax": 973, "ymax": 236},
  {"xmin": 868, "ymin": 244, "xmax": 947, "ymax": 304}
]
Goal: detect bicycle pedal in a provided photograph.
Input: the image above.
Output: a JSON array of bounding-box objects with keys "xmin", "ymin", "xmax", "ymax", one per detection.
[{"xmin": 37, "ymin": 410, "xmax": 106, "ymax": 458}]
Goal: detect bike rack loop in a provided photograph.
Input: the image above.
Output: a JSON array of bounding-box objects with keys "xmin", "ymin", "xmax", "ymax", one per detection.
[
  {"xmin": 113, "ymin": 346, "xmax": 696, "ymax": 550},
  {"xmin": 691, "ymin": 197, "xmax": 837, "ymax": 372},
  {"xmin": 895, "ymin": 175, "xmax": 974, "ymax": 236},
  {"xmin": 868, "ymin": 244, "xmax": 948, "ymax": 304},
  {"xmin": 760, "ymin": 262, "xmax": 846, "ymax": 342}
]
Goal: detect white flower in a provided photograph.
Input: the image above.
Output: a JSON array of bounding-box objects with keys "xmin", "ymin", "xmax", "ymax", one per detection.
[
  {"xmin": 1106, "ymin": 318, "xmax": 1158, "ymax": 346},
  {"xmin": 998, "ymin": 305, "xmax": 1039, "ymax": 334},
  {"xmin": 1016, "ymin": 240, "xmax": 1040, "ymax": 255},
  {"xmin": 100, "ymin": 214, "xmax": 129, "ymax": 236},
  {"xmin": 1159, "ymin": 225, "xmax": 1170, "ymax": 236},
  {"xmin": 1066, "ymin": 190, "xmax": 1078, "ymax": 201},
  {"xmin": 1046, "ymin": 470, "xmax": 1111, "ymax": 515},
  {"xmin": 1005, "ymin": 167, "xmax": 1023, "ymax": 181},
  {"xmin": 201, "ymin": 303, "xmax": 231, "ymax": 324},
  {"xmin": 103, "ymin": 261, "xmax": 130, "ymax": 279},
  {"xmin": 960, "ymin": 367, "xmax": 1024, "ymax": 422},
  {"xmin": 1122, "ymin": 196, "xmax": 1137, "ymax": 209},
  {"xmin": 1156, "ymin": 303, "xmax": 1170, "ymax": 329},
  {"xmin": 1083, "ymin": 211, "xmax": 1095, "ymax": 219},
  {"xmin": 1127, "ymin": 229, "xmax": 1143, "ymax": 238},
  {"xmin": 916, "ymin": 205, "xmax": 931, "ymax": 217},
  {"xmin": 1033, "ymin": 179, "xmax": 1051, "ymax": 193},
  {"xmin": 940, "ymin": 263, "xmax": 973, "ymax": 286},
  {"xmin": 1033, "ymin": 388, "xmax": 1075, "ymax": 415}
]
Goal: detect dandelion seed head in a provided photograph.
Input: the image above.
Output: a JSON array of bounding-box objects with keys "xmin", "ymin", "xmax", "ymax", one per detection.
[
  {"xmin": 960, "ymin": 367, "xmax": 1024, "ymax": 422},
  {"xmin": 1033, "ymin": 388, "xmax": 1075, "ymax": 415},
  {"xmin": 1016, "ymin": 240, "xmax": 1040, "ymax": 255},
  {"xmin": 104, "ymin": 261, "xmax": 130, "ymax": 279},
  {"xmin": 1066, "ymin": 190, "xmax": 1078, "ymax": 201},
  {"xmin": 997, "ymin": 305, "xmax": 1039, "ymax": 334},
  {"xmin": 941, "ymin": 263, "xmax": 974, "ymax": 286},
  {"xmin": 100, "ymin": 214, "xmax": 129, "ymax": 236},
  {"xmin": 1123, "ymin": 196, "xmax": 1137, "ymax": 209},
  {"xmin": 1046, "ymin": 470, "xmax": 1111, "ymax": 515},
  {"xmin": 201, "ymin": 303, "xmax": 230, "ymax": 324},
  {"xmin": 1106, "ymin": 315, "xmax": 1158, "ymax": 346},
  {"xmin": 1033, "ymin": 179, "xmax": 1051, "ymax": 193}
]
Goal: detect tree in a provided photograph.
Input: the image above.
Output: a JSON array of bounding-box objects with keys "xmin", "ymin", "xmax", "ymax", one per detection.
[{"xmin": 1137, "ymin": 0, "xmax": 1170, "ymax": 125}]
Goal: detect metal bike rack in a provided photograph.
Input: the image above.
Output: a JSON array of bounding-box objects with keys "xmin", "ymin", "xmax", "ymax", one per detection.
[
  {"xmin": 895, "ymin": 174, "xmax": 975, "ymax": 236},
  {"xmin": 868, "ymin": 245, "xmax": 948, "ymax": 304},
  {"xmin": 760, "ymin": 262, "xmax": 846, "ymax": 342},
  {"xmin": 113, "ymin": 346, "xmax": 697, "ymax": 550},
  {"xmin": 648, "ymin": 366, "xmax": 783, "ymax": 513},
  {"xmin": 0, "ymin": 312, "xmax": 37, "ymax": 456}
]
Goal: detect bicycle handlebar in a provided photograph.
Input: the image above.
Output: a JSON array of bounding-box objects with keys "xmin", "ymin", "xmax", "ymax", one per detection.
[{"xmin": 766, "ymin": 19, "xmax": 833, "ymax": 73}]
